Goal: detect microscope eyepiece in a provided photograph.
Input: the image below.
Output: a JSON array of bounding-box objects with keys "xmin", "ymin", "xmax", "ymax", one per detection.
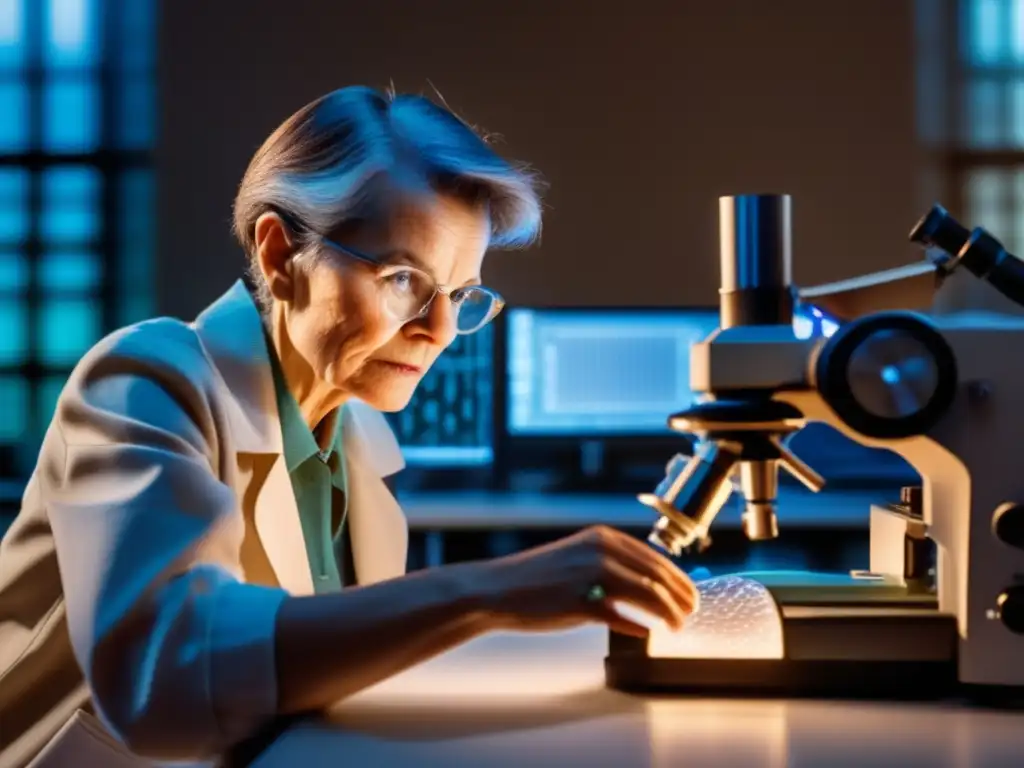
[
  {"xmin": 718, "ymin": 194, "xmax": 794, "ymax": 329},
  {"xmin": 909, "ymin": 204, "xmax": 971, "ymax": 257},
  {"xmin": 910, "ymin": 202, "xmax": 1024, "ymax": 310}
]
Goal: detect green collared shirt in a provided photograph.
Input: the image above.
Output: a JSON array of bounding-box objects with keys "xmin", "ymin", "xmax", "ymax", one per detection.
[{"xmin": 269, "ymin": 351, "xmax": 349, "ymax": 594}]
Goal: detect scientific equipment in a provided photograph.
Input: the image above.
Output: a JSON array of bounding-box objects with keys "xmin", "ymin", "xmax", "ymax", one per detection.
[
  {"xmin": 386, "ymin": 326, "xmax": 495, "ymax": 468},
  {"xmin": 605, "ymin": 195, "xmax": 1024, "ymax": 698},
  {"xmin": 505, "ymin": 305, "xmax": 837, "ymax": 439}
]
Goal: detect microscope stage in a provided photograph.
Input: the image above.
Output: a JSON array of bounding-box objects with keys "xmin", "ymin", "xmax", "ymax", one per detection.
[{"xmin": 605, "ymin": 573, "xmax": 960, "ymax": 698}]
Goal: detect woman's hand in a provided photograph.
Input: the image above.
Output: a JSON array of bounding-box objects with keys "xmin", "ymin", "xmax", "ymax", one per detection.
[{"xmin": 482, "ymin": 525, "xmax": 698, "ymax": 638}]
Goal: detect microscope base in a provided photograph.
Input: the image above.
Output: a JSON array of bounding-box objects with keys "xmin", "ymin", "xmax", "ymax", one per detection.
[
  {"xmin": 606, "ymin": 606, "xmax": 962, "ymax": 699},
  {"xmin": 605, "ymin": 657, "xmax": 957, "ymax": 699}
]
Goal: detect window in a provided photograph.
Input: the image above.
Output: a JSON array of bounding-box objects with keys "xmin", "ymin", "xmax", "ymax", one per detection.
[
  {"xmin": 948, "ymin": 0, "xmax": 1024, "ymax": 256},
  {"xmin": 0, "ymin": 0, "xmax": 156, "ymax": 492}
]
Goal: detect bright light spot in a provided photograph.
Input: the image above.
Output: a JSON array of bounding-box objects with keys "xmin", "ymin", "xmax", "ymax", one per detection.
[
  {"xmin": 822, "ymin": 318, "xmax": 839, "ymax": 337},
  {"xmin": 881, "ymin": 365, "xmax": 900, "ymax": 384},
  {"xmin": 47, "ymin": 0, "xmax": 88, "ymax": 55},
  {"xmin": 0, "ymin": 1, "xmax": 21, "ymax": 47},
  {"xmin": 793, "ymin": 315, "xmax": 813, "ymax": 340}
]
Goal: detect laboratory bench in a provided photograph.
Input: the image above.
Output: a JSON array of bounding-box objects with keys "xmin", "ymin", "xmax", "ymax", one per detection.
[{"xmin": 243, "ymin": 625, "xmax": 1024, "ymax": 768}]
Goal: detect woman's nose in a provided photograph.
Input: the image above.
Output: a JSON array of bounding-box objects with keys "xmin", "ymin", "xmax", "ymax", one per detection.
[{"xmin": 411, "ymin": 295, "xmax": 459, "ymax": 346}]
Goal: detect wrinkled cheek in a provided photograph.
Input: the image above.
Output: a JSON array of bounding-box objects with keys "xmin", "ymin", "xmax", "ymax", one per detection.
[{"xmin": 319, "ymin": 330, "xmax": 354, "ymax": 383}]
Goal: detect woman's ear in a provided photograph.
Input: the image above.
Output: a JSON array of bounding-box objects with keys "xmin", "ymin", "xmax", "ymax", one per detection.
[{"xmin": 253, "ymin": 212, "xmax": 296, "ymax": 301}]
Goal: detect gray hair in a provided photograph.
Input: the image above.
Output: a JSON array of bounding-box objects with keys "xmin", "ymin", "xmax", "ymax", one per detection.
[{"xmin": 233, "ymin": 86, "xmax": 544, "ymax": 310}]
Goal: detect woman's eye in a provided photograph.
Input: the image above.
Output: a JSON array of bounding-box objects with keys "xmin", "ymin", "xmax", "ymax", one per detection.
[{"xmin": 383, "ymin": 270, "xmax": 414, "ymax": 292}]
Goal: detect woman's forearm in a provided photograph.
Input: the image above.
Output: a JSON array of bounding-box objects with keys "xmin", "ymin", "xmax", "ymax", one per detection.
[{"xmin": 274, "ymin": 559, "xmax": 499, "ymax": 714}]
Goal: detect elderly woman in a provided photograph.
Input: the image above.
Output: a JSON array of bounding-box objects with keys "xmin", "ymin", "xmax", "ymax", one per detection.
[{"xmin": 0, "ymin": 87, "xmax": 696, "ymax": 766}]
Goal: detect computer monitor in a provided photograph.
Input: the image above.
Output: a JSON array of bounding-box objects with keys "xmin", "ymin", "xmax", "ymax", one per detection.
[
  {"xmin": 385, "ymin": 324, "xmax": 495, "ymax": 468},
  {"xmin": 505, "ymin": 308, "xmax": 720, "ymax": 438}
]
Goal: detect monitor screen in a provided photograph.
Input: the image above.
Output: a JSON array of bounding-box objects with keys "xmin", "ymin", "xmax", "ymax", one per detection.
[
  {"xmin": 505, "ymin": 308, "xmax": 720, "ymax": 437},
  {"xmin": 385, "ymin": 324, "xmax": 495, "ymax": 467}
]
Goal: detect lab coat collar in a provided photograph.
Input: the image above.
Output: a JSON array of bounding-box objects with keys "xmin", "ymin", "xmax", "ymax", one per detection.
[{"xmin": 190, "ymin": 279, "xmax": 407, "ymax": 591}]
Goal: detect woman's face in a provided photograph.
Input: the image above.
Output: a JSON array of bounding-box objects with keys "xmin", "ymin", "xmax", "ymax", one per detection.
[{"xmin": 266, "ymin": 189, "xmax": 491, "ymax": 413}]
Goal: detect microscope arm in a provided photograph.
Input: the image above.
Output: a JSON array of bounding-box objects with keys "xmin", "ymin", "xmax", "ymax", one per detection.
[
  {"xmin": 798, "ymin": 260, "xmax": 943, "ymax": 322},
  {"xmin": 797, "ymin": 203, "xmax": 1024, "ymax": 322}
]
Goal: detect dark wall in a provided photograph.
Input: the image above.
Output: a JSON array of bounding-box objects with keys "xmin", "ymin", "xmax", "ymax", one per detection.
[{"xmin": 158, "ymin": 0, "xmax": 922, "ymax": 319}]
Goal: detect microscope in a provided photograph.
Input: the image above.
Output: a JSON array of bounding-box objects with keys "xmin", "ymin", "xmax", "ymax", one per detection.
[{"xmin": 605, "ymin": 194, "xmax": 1024, "ymax": 698}]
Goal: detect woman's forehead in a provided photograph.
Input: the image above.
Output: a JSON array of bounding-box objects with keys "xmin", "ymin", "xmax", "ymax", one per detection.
[
  {"xmin": 356, "ymin": 189, "xmax": 490, "ymax": 273},
  {"xmin": 377, "ymin": 188, "xmax": 488, "ymax": 236}
]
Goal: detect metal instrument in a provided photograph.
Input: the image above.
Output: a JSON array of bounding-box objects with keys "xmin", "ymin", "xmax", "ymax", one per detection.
[{"xmin": 606, "ymin": 196, "xmax": 1024, "ymax": 699}]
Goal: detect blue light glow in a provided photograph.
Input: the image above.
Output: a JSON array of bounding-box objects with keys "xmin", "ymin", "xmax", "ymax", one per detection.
[
  {"xmin": 40, "ymin": 251, "xmax": 102, "ymax": 291},
  {"xmin": 965, "ymin": 0, "xmax": 1005, "ymax": 66},
  {"xmin": 117, "ymin": 170, "xmax": 155, "ymax": 324},
  {"xmin": 118, "ymin": 0, "xmax": 156, "ymax": 70},
  {"xmin": 1015, "ymin": 0, "xmax": 1024, "ymax": 62},
  {"xmin": 0, "ymin": 169, "xmax": 28, "ymax": 242},
  {"xmin": 0, "ymin": 298, "xmax": 27, "ymax": 363},
  {"xmin": 45, "ymin": 0, "xmax": 98, "ymax": 69},
  {"xmin": 39, "ymin": 297, "xmax": 100, "ymax": 365},
  {"xmin": 0, "ymin": 0, "xmax": 25, "ymax": 70},
  {"xmin": 881, "ymin": 365, "xmax": 901, "ymax": 385},
  {"xmin": 43, "ymin": 78, "xmax": 100, "ymax": 151},
  {"xmin": 0, "ymin": 253, "xmax": 28, "ymax": 292},
  {"xmin": 0, "ymin": 375, "xmax": 28, "ymax": 441},
  {"xmin": 38, "ymin": 375, "xmax": 68, "ymax": 433},
  {"xmin": 0, "ymin": 82, "xmax": 29, "ymax": 151},
  {"xmin": 41, "ymin": 166, "xmax": 101, "ymax": 244},
  {"xmin": 117, "ymin": 77, "xmax": 155, "ymax": 149}
]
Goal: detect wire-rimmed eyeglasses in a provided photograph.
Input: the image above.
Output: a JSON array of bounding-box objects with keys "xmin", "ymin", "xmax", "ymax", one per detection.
[{"xmin": 279, "ymin": 212, "xmax": 504, "ymax": 335}]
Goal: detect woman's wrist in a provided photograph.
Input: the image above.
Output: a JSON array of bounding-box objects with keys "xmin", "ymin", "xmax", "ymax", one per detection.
[
  {"xmin": 453, "ymin": 556, "xmax": 526, "ymax": 632},
  {"xmin": 438, "ymin": 559, "xmax": 509, "ymax": 634}
]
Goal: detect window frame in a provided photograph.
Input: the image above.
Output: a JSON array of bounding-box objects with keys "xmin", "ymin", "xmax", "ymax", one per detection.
[{"xmin": 0, "ymin": 0, "xmax": 155, "ymax": 488}]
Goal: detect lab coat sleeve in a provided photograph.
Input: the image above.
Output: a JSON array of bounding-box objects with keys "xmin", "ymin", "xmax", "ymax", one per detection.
[{"xmin": 43, "ymin": 320, "xmax": 288, "ymax": 760}]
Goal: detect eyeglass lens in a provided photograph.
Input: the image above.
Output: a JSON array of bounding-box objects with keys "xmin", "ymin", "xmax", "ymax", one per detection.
[{"xmin": 379, "ymin": 270, "xmax": 496, "ymax": 333}]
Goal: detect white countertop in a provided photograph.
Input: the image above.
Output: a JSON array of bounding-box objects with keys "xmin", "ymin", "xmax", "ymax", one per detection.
[{"xmin": 251, "ymin": 626, "xmax": 1024, "ymax": 768}]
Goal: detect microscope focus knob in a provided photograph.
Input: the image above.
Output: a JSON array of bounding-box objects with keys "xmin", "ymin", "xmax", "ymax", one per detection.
[
  {"xmin": 996, "ymin": 586, "xmax": 1024, "ymax": 635},
  {"xmin": 993, "ymin": 503, "xmax": 1024, "ymax": 550}
]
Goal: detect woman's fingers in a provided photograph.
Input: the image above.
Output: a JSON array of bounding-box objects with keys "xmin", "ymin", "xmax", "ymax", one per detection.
[
  {"xmin": 596, "ymin": 558, "xmax": 689, "ymax": 631},
  {"xmin": 590, "ymin": 603, "xmax": 654, "ymax": 638},
  {"xmin": 602, "ymin": 529, "xmax": 698, "ymax": 615}
]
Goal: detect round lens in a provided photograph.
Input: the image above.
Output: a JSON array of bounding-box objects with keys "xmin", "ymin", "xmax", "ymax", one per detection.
[
  {"xmin": 845, "ymin": 329, "xmax": 940, "ymax": 419},
  {"xmin": 456, "ymin": 288, "xmax": 497, "ymax": 333}
]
